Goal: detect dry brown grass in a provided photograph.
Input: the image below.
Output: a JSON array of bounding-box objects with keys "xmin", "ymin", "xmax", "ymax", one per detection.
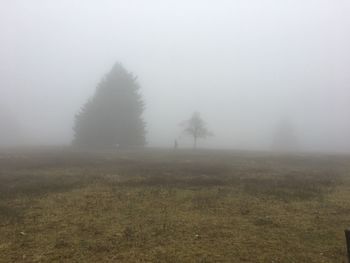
[{"xmin": 0, "ymin": 149, "xmax": 349, "ymax": 262}]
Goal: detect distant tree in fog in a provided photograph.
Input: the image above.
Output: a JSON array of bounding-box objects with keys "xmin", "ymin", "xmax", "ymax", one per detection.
[
  {"xmin": 182, "ymin": 112, "xmax": 212, "ymax": 149},
  {"xmin": 73, "ymin": 63, "xmax": 146, "ymax": 148},
  {"xmin": 272, "ymin": 118, "xmax": 298, "ymax": 152}
]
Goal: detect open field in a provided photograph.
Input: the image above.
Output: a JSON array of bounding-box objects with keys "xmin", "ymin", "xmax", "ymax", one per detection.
[{"xmin": 0, "ymin": 148, "xmax": 350, "ymax": 262}]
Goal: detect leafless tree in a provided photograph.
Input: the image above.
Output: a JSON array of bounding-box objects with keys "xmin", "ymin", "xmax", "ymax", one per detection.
[{"xmin": 181, "ymin": 112, "xmax": 212, "ymax": 149}]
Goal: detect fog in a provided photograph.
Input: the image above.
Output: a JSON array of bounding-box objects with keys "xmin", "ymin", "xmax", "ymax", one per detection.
[{"xmin": 1, "ymin": 0, "xmax": 350, "ymax": 152}]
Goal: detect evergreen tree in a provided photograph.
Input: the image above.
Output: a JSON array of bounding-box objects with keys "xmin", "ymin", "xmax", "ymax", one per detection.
[{"xmin": 73, "ymin": 63, "xmax": 146, "ymax": 148}]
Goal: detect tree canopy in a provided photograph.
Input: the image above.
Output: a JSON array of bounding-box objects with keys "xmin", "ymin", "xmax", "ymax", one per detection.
[
  {"xmin": 182, "ymin": 112, "xmax": 212, "ymax": 149},
  {"xmin": 73, "ymin": 63, "xmax": 146, "ymax": 148}
]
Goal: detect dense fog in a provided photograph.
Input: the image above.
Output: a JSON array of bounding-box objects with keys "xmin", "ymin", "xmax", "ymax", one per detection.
[{"xmin": 1, "ymin": 0, "xmax": 349, "ymax": 152}]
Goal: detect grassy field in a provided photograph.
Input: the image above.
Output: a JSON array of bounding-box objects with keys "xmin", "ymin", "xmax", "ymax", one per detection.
[{"xmin": 0, "ymin": 148, "xmax": 349, "ymax": 262}]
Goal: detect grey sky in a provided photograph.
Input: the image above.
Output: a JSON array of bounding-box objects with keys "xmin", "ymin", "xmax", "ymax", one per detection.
[{"xmin": 1, "ymin": 0, "xmax": 350, "ymax": 152}]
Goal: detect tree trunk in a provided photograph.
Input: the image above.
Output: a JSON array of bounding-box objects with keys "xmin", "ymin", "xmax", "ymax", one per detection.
[{"xmin": 193, "ymin": 136, "xmax": 197, "ymax": 149}]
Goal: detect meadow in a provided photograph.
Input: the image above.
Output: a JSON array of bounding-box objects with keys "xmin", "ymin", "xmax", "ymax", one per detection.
[{"xmin": 0, "ymin": 148, "xmax": 349, "ymax": 262}]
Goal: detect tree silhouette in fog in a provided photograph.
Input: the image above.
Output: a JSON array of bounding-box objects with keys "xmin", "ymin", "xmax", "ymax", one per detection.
[
  {"xmin": 182, "ymin": 112, "xmax": 212, "ymax": 149},
  {"xmin": 73, "ymin": 63, "xmax": 146, "ymax": 148}
]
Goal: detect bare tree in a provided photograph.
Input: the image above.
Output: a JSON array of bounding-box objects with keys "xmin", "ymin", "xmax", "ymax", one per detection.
[{"xmin": 182, "ymin": 112, "xmax": 212, "ymax": 149}]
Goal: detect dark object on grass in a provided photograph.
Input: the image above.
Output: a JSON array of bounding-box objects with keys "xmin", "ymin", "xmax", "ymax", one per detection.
[{"xmin": 345, "ymin": 229, "xmax": 350, "ymax": 263}]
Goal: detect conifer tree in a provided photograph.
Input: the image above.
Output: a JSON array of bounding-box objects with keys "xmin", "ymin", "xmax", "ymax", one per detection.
[{"xmin": 73, "ymin": 63, "xmax": 146, "ymax": 148}]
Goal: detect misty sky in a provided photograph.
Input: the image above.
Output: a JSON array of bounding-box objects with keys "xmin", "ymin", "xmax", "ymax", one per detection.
[{"xmin": 1, "ymin": 0, "xmax": 350, "ymax": 152}]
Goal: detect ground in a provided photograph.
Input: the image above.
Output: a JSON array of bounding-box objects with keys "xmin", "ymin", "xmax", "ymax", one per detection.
[{"xmin": 0, "ymin": 148, "xmax": 349, "ymax": 262}]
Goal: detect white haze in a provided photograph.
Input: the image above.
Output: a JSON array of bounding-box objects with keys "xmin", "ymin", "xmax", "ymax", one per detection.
[{"xmin": 1, "ymin": 0, "xmax": 350, "ymax": 152}]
